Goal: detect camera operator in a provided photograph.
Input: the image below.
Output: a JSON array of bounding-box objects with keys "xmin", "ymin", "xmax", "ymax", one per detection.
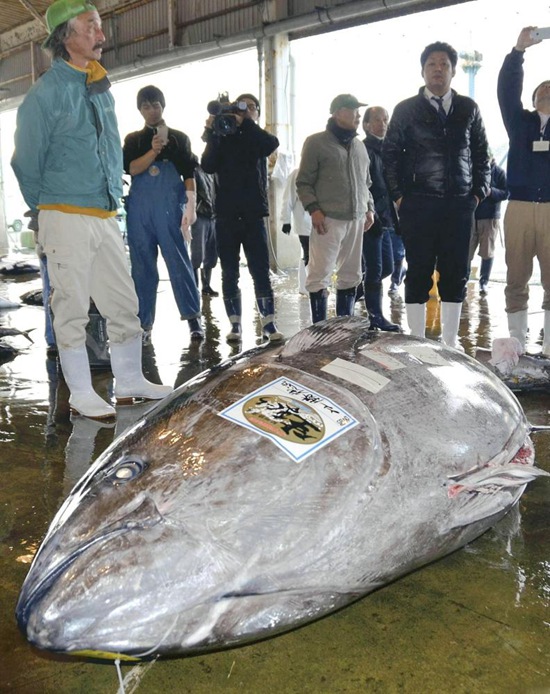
[{"xmin": 201, "ymin": 93, "xmax": 283, "ymax": 342}]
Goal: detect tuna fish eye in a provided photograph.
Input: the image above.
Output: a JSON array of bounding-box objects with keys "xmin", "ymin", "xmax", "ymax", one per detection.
[{"xmin": 106, "ymin": 457, "xmax": 146, "ymax": 483}]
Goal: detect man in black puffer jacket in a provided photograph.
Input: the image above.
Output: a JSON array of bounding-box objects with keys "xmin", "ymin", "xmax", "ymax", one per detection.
[{"xmin": 383, "ymin": 41, "xmax": 490, "ymax": 349}]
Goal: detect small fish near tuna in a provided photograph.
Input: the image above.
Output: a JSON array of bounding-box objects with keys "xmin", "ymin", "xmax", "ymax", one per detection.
[
  {"xmin": 0, "ymin": 297, "xmax": 21, "ymax": 310},
  {"xmin": 0, "ymin": 327, "xmax": 35, "ymax": 344},
  {"xmin": 0, "ymin": 260, "xmax": 40, "ymax": 276},
  {"xmin": 0, "ymin": 341, "xmax": 21, "ymax": 364},
  {"xmin": 15, "ymin": 318, "xmax": 549, "ymax": 661}
]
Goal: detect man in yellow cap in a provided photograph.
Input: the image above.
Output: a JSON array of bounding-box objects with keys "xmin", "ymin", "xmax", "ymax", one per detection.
[{"xmin": 11, "ymin": 0, "xmax": 172, "ymax": 419}]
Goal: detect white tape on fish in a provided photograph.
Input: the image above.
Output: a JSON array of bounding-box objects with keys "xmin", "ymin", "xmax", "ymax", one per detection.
[
  {"xmin": 405, "ymin": 344, "xmax": 450, "ymax": 366},
  {"xmin": 321, "ymin": 357, "xmax": 391, "ymax": 393},
  {"xmin": 219, "ymin": 376, "xmax": 358, "ymax": 462},
  {"xmin": 359, "ymin": 346, "xmax": 406, "ymax": 371}
]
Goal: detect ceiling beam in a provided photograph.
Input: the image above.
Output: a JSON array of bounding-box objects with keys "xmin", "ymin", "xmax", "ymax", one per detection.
[{"xmin": 17, "ymin": 0, "xmax": 48, "ymax": 28}]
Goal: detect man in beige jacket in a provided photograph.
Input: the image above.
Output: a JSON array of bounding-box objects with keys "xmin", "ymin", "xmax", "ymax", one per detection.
[{"xmin": 297, "ymin": 94, "xmax": 374, "ymax": 323}]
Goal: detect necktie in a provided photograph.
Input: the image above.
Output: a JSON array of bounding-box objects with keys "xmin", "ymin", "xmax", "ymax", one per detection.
[{"xmin": 431, "ymin": 96, "xmax": 447, "ymax": 126}]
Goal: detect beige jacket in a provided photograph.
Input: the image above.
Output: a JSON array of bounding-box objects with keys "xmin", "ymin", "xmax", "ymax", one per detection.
[{"xmin": 296, "ymin": 129, "xmax": 374, "ymax": 221}]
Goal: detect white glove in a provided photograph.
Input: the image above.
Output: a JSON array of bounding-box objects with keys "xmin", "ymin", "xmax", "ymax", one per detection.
[
  {"xmin": 489, "ymin": 337, "xmax": 523, "ymax": 375},
  {"xmin": 181, "ymin": 190, "xmax": 197, "ymax": 244}
]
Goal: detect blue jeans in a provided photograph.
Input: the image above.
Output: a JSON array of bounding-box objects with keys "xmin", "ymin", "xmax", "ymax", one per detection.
[
  {"xmin": 362, "ymin": 227, "xmax": 394, "ymax": 291},
  {"xmin": 38, "ymin": 254, "xmax": 56, "ymax": 347},
  {"xmin": 389, "ymin": 228, "xmax": 406, "ymax": 284},
  {"xmin": 190, "ymin": 215, "xmax": 218, "ymax": 270},
  {"xmin": 216, "ymin": 216, "xmax": 273, "ymax": 300},
  {"xmin": 126, "ymin": 161, "xmax": 200, "ymax": 328}
]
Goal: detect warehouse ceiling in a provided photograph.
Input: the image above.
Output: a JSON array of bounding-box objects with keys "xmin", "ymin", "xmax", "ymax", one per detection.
[{"xmin": 0, "ymin": 0, "xmax": 473, "ymax": 111}]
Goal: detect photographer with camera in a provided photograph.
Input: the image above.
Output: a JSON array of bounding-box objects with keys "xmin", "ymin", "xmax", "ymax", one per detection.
[{"xmin": 201, "ymin": 92, "xmax": 283, "ymax": 342}]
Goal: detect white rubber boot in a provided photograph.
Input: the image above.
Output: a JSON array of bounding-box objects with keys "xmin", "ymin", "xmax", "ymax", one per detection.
[
  {"xmin": 110, "ymin": 333, "xmax": 173, "ymax": 404},
  {"xmin": 58, "ymin": 345, "xmax": 115, "ymax": 419},
  {"xmin": 542, "ymin": 310, "xmax": 550, "ymax": 356},
  {"xmin": 406, "ymin": 303, "xmax": 426, "ymax": 338},
  {"xmin": 507, "ymin": 309, "xmax": 528, "ymax": 351},
  {"xmin": 298, "ymin": 260, "xmax": 308, "ymax": 295},
  {"xmin": 441, "ymin": 301, "xmax": 464, "ymax": 351}
]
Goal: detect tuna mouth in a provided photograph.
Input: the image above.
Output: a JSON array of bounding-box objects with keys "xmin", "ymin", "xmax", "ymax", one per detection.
[
  {"xmin": 16, "ymin": 495, "xmax": 165, "ymax": 640},
  {"xmin": 16, "ymin": 526, "xmax": 127, "ymax": 634}
]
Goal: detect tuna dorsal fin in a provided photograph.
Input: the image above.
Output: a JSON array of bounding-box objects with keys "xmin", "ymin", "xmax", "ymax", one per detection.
[{"xmin": 281, "ymin": 317, "xmax": 370, "ymax": 358}]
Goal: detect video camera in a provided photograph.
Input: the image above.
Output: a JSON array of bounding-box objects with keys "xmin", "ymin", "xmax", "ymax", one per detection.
[{"xmin": 207, "ymin": 92, "xmax": 248, "ymax": 136}]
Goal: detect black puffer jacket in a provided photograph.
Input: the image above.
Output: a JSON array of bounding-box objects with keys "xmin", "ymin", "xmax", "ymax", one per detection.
[{"xmin": 383, "ymin": 88, "xmax": 490, "ymax": 202}]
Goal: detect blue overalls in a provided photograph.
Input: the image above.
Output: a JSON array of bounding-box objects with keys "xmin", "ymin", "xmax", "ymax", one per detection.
[{"xmin": 126, "ymin": 160, "xmax": 200, "ymax": 329}]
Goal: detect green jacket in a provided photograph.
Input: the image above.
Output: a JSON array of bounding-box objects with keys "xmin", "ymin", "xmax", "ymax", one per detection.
[
  {"xmin": 12, "ymin": 59, "xmax": 123, "ymax": 213},
  {"xmin": 296, "ymin": 128, "xmax": 373, "ymax": 221}
]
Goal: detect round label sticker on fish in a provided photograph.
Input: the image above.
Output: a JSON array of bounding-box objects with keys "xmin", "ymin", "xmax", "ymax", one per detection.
[
  {"xmin": 243, "ymin": 395, "xmax": 325, "ymax": 444},
  {"xmin": 219, "ymin": 377, "xmax": 358, "ymax": 462},
  {"xmin": 148, "ymin": 165, "xmax": 160, "ymax": 177}
]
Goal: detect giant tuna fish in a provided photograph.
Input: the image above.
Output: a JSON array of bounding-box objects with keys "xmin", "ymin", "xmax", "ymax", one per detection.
[{"xmin": 16, "ymin": 318, "xmax": 549, "ymax": 660}]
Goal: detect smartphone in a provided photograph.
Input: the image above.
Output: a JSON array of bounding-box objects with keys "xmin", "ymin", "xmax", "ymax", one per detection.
[{"xmin": 531, "ymin": 27, "xmax": 550, "ymax": 40}]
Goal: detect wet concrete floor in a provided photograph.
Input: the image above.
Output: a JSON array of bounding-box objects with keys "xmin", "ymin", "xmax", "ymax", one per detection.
[{"xmin": 0, "ymin": 248, "xmax": 549, "ymax": 693}]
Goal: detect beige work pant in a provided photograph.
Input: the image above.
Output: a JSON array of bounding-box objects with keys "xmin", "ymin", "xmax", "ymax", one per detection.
[
  {"xmin": 39, "ymin": 210, "xmax": 141, "ymax": 349},
  {"xmin": 306, "ymin": 216, "xmax": 364, "ymax": 293},
  {"xmin": 504, "ymin": 200, "xmax": 550, "ymax": 313},
  {"xmin": 468, "ymin": 217, "xmax": 500, "ymax": 261}
]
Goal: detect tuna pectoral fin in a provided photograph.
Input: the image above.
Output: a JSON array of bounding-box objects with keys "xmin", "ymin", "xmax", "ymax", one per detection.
[
  {"xmin": 183, "ymin": 587, "xmax": 368, "ymax": 650},
  {"xmin": 446, "ymin": 464, "xmax": 550, "ymax": 529},
  {"xmin": 447, "ymin": 492, "xmax": 518, "ymax": 530},
  {"xmin": 447, "ymin": 464, "xmax": 550, "ymax": 497}
]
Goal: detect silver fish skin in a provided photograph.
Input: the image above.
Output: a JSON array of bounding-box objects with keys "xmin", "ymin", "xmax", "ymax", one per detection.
[{"xmin": 16, "ymin": 318, "xmax": 544, "ymax": 660}]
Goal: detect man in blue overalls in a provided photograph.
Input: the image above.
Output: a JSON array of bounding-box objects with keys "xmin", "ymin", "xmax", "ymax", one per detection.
[{"xmin": 123, "ymin": 85, "xmax": 203, "ymax": 345}]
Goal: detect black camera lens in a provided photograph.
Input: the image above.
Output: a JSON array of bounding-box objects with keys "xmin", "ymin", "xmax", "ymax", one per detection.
[
  {"xmin": 214, "ymin": 114, "xmax": 238, "ymax": 136},
  {"xmin": 207, "ymin": 100, "xmax": 223, "ymax": 116}
]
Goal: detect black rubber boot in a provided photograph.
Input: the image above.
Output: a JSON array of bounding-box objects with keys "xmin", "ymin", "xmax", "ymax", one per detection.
[
  {"xmin": 336, "ymin": 287, "xmax": 356, "ymax": 317},
  {"xmin": 224, "ymin": 295, "xmax": 242, "ymax": 341},
  {"xmin": 256, "ymin": 296, "xmax": 284, "ymax": 342},
  {"xmin": 201, "ymin": 268, "xmax": 219, "ymax": 297},
  {"xmin": 309, "ymin": 289, "xmax": 328, "ymax": 323},
  {"xmin": 364, "ymin": 286, "xmax": 400, "ymax": 331},
  {"xmin": 479, "ymin": 258, "xmax": 493, "ymax": 295},
  {"xmin": 188, "ymin": 317, "xmax": 204, "ymax": 341}
]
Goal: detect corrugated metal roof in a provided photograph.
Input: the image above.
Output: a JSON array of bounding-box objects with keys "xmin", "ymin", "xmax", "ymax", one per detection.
[
  {"xmin": 0, "ymin": 0, "xmax": 50, "ymax": 33},
  {"xmin": 0, "ymin": 0, "xmax": 473, "ymax": 109}
]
